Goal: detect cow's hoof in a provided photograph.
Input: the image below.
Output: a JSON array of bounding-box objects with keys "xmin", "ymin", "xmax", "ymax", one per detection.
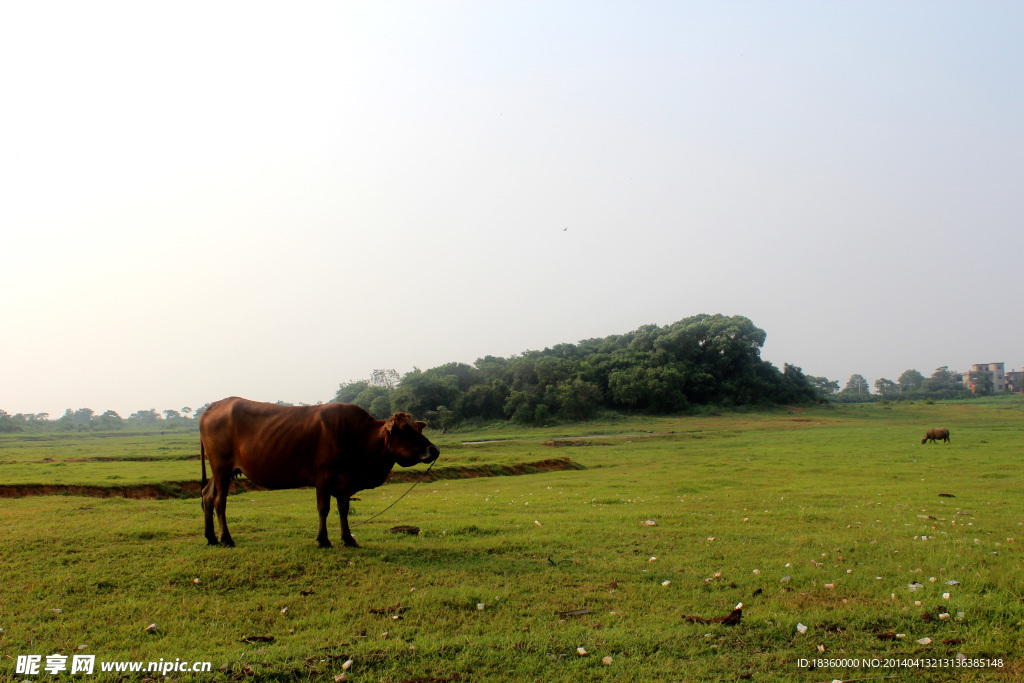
[
  {"xmin": 220, "ymin": 539, "xmax": 235, "ymax": 548},
  {"xmin": 343, "ymin": 538, "xmax": 361, "ymax": 549},
  {"xmin": 206, "ymin": 537, "xmax": 219, "ymax": 546},
  {"xmin": 318, "ymin": 540, "xmax": 333, "ymax": 549}
]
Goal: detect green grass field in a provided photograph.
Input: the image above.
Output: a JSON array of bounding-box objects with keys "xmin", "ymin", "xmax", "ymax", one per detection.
[{"xmin": 1, "ymin": 400, "xmax": 1023, "ymax": 681}]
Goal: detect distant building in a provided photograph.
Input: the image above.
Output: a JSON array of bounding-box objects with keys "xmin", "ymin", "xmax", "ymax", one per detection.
[
  {"xmin": 1006, "ymin": 370, "xmax": 1023, "ymax": 393},
  {"xmin": 962, "ymin": 362, "xmax": 1006, "ymax": 393}
]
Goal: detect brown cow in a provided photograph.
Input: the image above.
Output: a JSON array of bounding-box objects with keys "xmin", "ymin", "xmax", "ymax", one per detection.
[
  {"xmin": 200, "ymin": 397, "xmax": 439, "ymax": 548},
  {"xmin": 921, "ymin": 427, "xmax": 950, "ymax": 444}
]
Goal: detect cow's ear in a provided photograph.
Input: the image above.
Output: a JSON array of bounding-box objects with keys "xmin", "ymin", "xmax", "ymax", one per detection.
[
  {"xmin": 414, "ymin": 421, "xmax": 427, "ymax": 431},
  {"xmin": 383, "ymin": 415, "xmax": 398, "ymax": 433}
]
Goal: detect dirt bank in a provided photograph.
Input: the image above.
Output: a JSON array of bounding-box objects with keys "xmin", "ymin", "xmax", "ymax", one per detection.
[{"xmin": 0, "ymin": 457, "xmax": 584, "ymax": 500}]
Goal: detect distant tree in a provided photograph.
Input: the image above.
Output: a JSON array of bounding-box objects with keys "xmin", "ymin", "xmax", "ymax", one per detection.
[
  {"xmin": 608, "ymin": 367, "xmax": 649, "ymax": 412},
  {"xmin": 369, "ymin": 368, "xmax": 400, "ymax": 390},
  {"xmin": 57, "ymin": 409, "xmax": 75, "ymax": 431},
  {"xmin": 353, "ymin": 385, "xmax": 390, "ymax": 414},
  {"xmin": 807, "ymin": 376, "xmax": 840, "ymax": 399},
  {"xmin": 874, "ymin": 378, "xmax": 898, "ymax": 397},
  {"xmin": 968, "ymin": 371, "xmax": 994, "ymax": 395},
  {"xmin": 553, "ymin": 379, "xmax": 602, "ymax": 421},
  {"xmin": 391, "ymin": 369, "xmax": 461, "ymax": 417},
  {"xmin": 504, "ymin": 390, "xmax": 536, "ymax": 424},
  {"xmin": 607, "ymin": 364, "xmax": 687, "ymax": 413},
  {"xmin": 898, "ymin": 369, "xmax": 925, "ymax": 392},
  {"xmin": 335, "ymin": 369, "xmax": 402, "ymax": 406},
  {"xmin": 842, "ymin": 374, "xmax": 870, "ymax": 396},
  {"xmin": 460, "ymin": 381, "xmax": 508, "ymax": 421},
  {"xmin": 333, "ymin": 381, "xmax": 370, "ymax": 404},
  {"xmin": 58, "ymin": 408, "xmax": 94, "ymax": 431},
  {"xmin": 182, "ymin": 407, "xmax": 193, "ymax": 419},
  {"xmin": 474, "ymin": 355, "xmax": 509, "ymax": 375},
  {"xmin": 129, "ymin": 409, "xmax": 161, "ymax": 423},
  {"xmin": 369, "ymin": 394, "xmax": 392, "ymax": 419},
  {"xmin": 779, "ymin": 364, "xmax": 820, "ymax": 404},
  {"xmin": 430, "ymin": 405, "xmax": 455, "ymax": 433},
  {"xmin": 0, "ymin": 410, "xmax": 22, "ymax": 433},
  {"xmin": 96, "ymin": 410, "xmax": 124, "ymax": 430},
  {"xmin": 163, "ymin": 409, "xmax": 182, "ymax": 421},
  {"xmin": 925, "ymin": 366, "xmax": 958, "ymax": 392}
]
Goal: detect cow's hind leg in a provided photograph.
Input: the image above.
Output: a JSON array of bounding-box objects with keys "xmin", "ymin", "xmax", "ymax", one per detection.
[
  {"xmin": 337, "ymin": 496, "xmax": 359, "ymax": 548},
  {"xmin": 201, "ymin": 480, "xmax": 218, "ymax": 546},
  {"xmin": 315, "ymin": 483, "xmax": 333, "ymax": 548},
  {"xmin": 214, "ymin": 474, "xmax": 235, "ymax": 547}
]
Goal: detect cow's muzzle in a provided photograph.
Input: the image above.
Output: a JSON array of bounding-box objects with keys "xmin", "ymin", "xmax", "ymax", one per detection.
[{"xmin": 423, "ymin": 444, "xmax": 440, "ymax": 463}]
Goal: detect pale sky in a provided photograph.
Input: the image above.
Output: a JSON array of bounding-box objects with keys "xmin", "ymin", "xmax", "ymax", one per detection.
[{"xmin": 2, "ymin": 1, "xmax": 1021, "ymax": 418}]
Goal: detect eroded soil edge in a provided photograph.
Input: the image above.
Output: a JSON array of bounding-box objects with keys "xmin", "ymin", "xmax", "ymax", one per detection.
[{"xmin": 0, "ymin": 457, "xmax": 585, "ymax": 499}]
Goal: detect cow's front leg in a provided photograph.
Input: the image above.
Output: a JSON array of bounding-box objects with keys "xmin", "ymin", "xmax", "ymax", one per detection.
[
  {"xmin": 315, "ymin": 483, "xmax": 333, "ymax": 548},
  {"xmin": 337, "ymin": 496, "xmax": 360, "ymax": 548}
]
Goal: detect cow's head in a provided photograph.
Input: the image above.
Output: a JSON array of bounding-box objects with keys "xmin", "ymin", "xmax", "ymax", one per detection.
[{"xmin": 382, "ymin": 412, "xmax": 440, "ymax": 467}]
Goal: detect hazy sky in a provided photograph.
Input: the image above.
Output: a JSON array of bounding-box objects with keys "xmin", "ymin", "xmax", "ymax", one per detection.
[{"xmin": 2, "ymin": 1, "xmax": 1021, "ymax": 418}]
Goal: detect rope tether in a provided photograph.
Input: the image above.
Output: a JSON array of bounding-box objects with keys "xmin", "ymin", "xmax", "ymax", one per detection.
[{"xmin": 353, "ymin": 459, "xmax": 436, "ymax": 527}]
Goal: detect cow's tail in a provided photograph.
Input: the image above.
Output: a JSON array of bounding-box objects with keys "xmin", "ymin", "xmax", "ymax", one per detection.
[{"xmin": 200, "ymin": 439, "xmax": 208, "ymax": 488}]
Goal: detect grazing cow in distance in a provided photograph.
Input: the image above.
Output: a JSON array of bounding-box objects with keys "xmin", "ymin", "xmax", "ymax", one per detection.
[
  {"xmin": 200, "ymin": 397, "xmax": 439, "ymax": 548},
  {"xmin": 921, "ymin": 427, "xmax": 951, "ymax": 444}
]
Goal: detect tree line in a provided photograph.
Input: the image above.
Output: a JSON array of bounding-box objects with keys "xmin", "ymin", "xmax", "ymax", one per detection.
[
  {"xmin": 0, "ymin": 407, "xmax": 203, "ymax": 433},
  {"xmin": 1, "ymin": 314, "xmax": 989, "ymax": 434},
  {"xmin": 809, "ymin": 366, "xmax": 973, "ymax": 403},
  {"xmin": 333, "ymin": 314, "xmax": 818, "ymax": 430}
]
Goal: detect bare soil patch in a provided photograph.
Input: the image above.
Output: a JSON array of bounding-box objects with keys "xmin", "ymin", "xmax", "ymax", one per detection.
[{"xmin": 0, "ymin": 457, "xmax": 584, "ymax": 500}]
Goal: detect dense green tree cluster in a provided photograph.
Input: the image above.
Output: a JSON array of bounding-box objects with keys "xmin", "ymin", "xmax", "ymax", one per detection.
[{"xmin": 334, "ymin": 314, "xmax": 818, "ymax": 428}]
